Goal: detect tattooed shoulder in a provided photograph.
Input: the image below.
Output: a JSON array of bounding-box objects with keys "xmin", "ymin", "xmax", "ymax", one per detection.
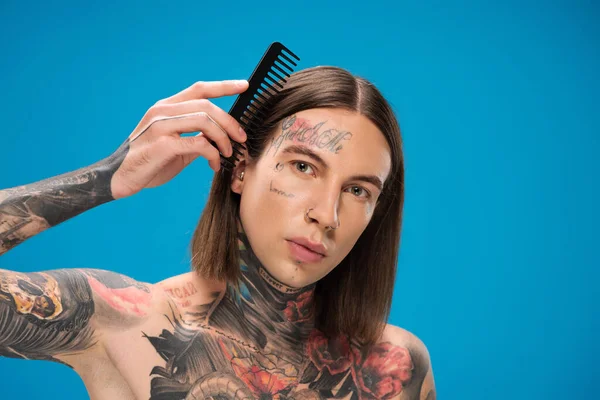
[
  {"xmin": 156, "ymin": 272, "xmax": 225, "ymax": 316},
  {"xmin": 0, "ymin": 268, "xmax": 155, "ymax": 367},
  {"xmin": 378, "ymin": 324, "xmax": 437, "ymax": 400}
]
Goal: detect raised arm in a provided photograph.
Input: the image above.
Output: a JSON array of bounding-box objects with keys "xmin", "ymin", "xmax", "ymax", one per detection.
[
  {"xmin": 0, "ymin": 80, "xmax": 249, "ymax": 366},
  {"xmin": 1, "ymin": 80, "xmax": 248, "ymax": 255}
]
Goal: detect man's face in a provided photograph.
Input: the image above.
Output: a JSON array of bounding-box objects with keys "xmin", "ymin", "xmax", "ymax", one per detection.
[{"xmin": 233, "ymin": 108, "xmax": 392, "ymax": 288}]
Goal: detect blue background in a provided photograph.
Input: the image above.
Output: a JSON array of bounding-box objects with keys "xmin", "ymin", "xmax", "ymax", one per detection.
[{"xmin": 0, "ymin": 1, "xmax": 597, "ymax": 399}]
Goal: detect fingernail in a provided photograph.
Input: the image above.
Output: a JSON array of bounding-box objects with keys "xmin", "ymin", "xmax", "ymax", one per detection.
[
  {"xmin": 239, "ymin": 127, "xmax": 247, "ymax": 141},
  {"xmin": 235, "ymin": 80, "xmax": 248, "ymax": 87}
]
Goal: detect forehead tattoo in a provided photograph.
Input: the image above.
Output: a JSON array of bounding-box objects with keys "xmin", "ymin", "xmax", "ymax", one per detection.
[{"xmin": 268, "ymin": 115, "xmax": 353, "ymax": 156}]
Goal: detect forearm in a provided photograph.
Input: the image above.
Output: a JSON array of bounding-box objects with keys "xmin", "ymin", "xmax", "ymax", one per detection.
[{"xmin": 0, "ymin": 144, "xmax": 128, "ymax": 255}]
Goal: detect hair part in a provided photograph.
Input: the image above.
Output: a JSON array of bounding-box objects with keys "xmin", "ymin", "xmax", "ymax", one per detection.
[{"xmin": 190, "ymin": 66, "xmax": 404, "ymax": 348}]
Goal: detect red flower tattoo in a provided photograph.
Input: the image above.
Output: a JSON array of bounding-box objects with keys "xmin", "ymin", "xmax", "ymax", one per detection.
[
  {"xmin": 306, "ymin": 330, "xmax": 353, "ymax": 375},
  {"xmin": 283, "ymin": 291, "xmax": 314, "ymax": 323},
  {"xmin": 219, "ymin": 339, "xmax": 299, "ymax": 399},
  {"xmin": 352, "ymin": 343, "xmax": 414, "ymax": 399}
]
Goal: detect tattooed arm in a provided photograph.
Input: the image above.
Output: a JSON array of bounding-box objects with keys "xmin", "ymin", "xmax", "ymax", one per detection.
[
  {"xmin": 380, "ymin": 325, "xmax": 437, "ymax": 400},
  {"xmin": 0, "ymin": 145, "xmax": 128, "ymax": 255},
  {"xmin": 0, "ymin": 80, "xmax": 249, "ymax": 256},
  {"xmin": 406, "ymin": 334, "xmax": 436, "ymax": 400},
  {"xmin": 0, "ymin": 267, "xmax": 156, "ymax": 367}
]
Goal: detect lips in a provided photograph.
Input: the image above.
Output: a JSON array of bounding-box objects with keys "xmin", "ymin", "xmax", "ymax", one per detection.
[
  {"xmin": 287, "ymin": 241, "xmax": 325, "ymax": 263},
  {"xmin": 288, "ymin": 237, "xmax": 327, "ymax": 256},
  {"xmin": 286, "ymin": 237, "xmax": 328, "ymax": 264}
]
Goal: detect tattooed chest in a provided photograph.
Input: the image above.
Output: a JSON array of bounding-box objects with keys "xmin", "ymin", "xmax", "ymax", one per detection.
[{"xmin": 142, "ymin": 323, "xmax": 413, "ymax": 400}]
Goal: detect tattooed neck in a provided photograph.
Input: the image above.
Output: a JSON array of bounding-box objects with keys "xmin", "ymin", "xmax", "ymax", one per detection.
[
  {"xmin": 229, "ymin": 225, "xmax": 315, "ymax": 326},
  {"xmin": 258, "ymin": 266, "xmax": 304, "ymax": 294},
  {"xmin": 199, "ymin": 224, "xmax": 315, "ymax": 354}
]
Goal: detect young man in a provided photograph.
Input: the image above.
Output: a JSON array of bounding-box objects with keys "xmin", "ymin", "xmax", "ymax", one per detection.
[{"xmin": 0, "ymin": 67, "xmax": 436, "ymax": 399}]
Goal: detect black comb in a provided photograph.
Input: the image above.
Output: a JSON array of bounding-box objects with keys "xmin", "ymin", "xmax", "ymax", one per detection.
[{"xmin": 219, "ymin": 42, "xmax": 300, "ymax": 171}]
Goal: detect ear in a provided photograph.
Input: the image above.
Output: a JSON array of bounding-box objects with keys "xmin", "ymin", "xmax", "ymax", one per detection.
[{"xmin": 230, "ymin": 152, "xmax": 248, "ymax": 195}]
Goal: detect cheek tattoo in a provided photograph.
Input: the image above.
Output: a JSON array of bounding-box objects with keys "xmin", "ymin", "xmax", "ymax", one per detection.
[
  {"xmin": 268, "ymin": 115, "xmax": 353, "ymax": 156},
  {"xmin": 274, "ymin": 162, "xmax": 284, "ymax": 172},
  {"xmin": 269, "ymin": 181, "xmax": 294, "ymax": 198}
]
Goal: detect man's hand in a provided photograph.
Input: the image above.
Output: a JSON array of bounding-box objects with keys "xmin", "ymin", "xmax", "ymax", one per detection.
[
  {"xmin": 111, "ymin": 80, "xmax": 249, "ymax": 199},
  {"xmin": 0, "ymin": 80, "xmax": 248, "ymax": 254}
]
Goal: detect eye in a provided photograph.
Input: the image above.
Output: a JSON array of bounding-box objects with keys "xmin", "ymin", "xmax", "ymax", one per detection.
[
  {"xmin": 292, "ymin": 161, "xmax": 316, "ymax": 176},
  {"xmin": 345, "ymin": 185, "xmax": 371, "ymax": 199}
]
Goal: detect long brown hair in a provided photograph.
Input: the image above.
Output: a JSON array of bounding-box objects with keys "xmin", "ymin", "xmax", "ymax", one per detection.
[{"xmin": 190, "ymin": 66, "xmax": 404, "ymax": 347}]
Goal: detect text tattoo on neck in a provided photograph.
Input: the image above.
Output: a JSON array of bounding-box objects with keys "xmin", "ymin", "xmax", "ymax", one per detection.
[
  {"xmin": 269, "ymin": 115, "xmax": 353, "ymax": 156},
  {"xmin": 258, "ymin": 267, "xmax": 303, "ymax": 294}
]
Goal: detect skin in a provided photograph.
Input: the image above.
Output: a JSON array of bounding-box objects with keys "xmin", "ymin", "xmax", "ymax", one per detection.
[
  {"xmin": 0, "ymin": 81, "xmax": 436, "ymax": 399},
  {"xmin": 232, "ymin": 109, "xmax": 391, "ymax": 289}
]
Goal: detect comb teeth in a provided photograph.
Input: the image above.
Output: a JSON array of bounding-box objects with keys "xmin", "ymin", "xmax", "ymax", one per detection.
[
  {"xmin": 219, "ymin": 42, "xmax": 300, "ymax": 172},
  {"xmin": 271, "ymin": 63, "xmax": 291, "ymax": 79},
  {"xmin": 229, "ymin": 42, "xmax": 299, "ymax": 129}
]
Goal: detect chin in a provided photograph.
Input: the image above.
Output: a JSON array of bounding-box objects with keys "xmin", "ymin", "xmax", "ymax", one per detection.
[{"xmin": 265, "ymin": 260, "xmax": 316, "ymax": 289}]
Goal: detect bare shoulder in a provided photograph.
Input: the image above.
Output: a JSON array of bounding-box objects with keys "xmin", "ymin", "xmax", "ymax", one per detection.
[
  {"xmin": 0, "ymin": 267, "xmax": 164, "ymax": 366},
  {"xmin": 378, "ymin": 324, "xmax": 437, "ymax": 400},
  {"xmin": 155, "ymin": 272, "xmax": 226, "ymax": 311},
  {"xmin": 380, "ymin": 324, "xmax": 429, "ymax": 354}
]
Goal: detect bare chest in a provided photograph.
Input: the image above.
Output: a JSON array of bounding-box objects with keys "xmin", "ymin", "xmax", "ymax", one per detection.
[{"xmin": 84, "ymin": 313, "xmax": 413, "ymax": 400}]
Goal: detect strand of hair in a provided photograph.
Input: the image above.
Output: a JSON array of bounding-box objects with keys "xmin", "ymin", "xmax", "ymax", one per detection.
[
  {"xmin": 243, "ymin": 120, "xmax": 260, "ymax": 131},
  {"xmin": 247, "ymin": 98, "xmax": 262, "ymax": 110},
  {"xmin": 252, "ymin": 93, "xmax": 268, "ymax": 106},
  {"xmin": 244, "ymin": 109, "xmax": 264, "ymax": 124},
  {"xmin": 248, "ymin": 103, "xmax": 267, "ymax": 119},
  {"xmin": 239, "ymin": 117, "xmax": 251, "ymax": 130},
  {"xmin": 243, "ymin": 114, "xmax": 262, "ymax": 129},
  {"xmin": 242, "ymin": 109, "xmax": 253, "ymax": 119},
  {"xmin": 265, "ymin": 73, "xmax": 284, "ymax": 89},
  {"xmin": 255, "ymin": 90, "xmax": 272, "ymax": 104},
  {"xmin": 242, "ymin": 110, "xmax": 260, "ymax": 125},
  {"xmin": 260, "ymin": 81, "xmax": 279, "ymax": 95}
]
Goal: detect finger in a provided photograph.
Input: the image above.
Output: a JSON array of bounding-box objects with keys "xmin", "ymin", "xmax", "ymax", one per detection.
[
  {"xmin": 156, "ymin": 134, "xmax": 222, "ymax": 172},
  {"xmin": 150, "ymin": 112, "xmax": 233, "ymax": 158},
  {"xmin": 181, "ymin": 133, "xmax": 222, "ymax": 171},
  {"xmin": 157, "ymin": 80, "xmax": 249, "ymax": 105},
  {"xmin": 148, "ymin": 99, "xmax": 247, "ymax": 143},
  {"xmin": 180, "ymin": 134, "xmax": 222, "ymax": 172}
]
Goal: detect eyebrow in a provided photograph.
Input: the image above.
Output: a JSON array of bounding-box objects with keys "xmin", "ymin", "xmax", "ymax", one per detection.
[{"xmin": 281, "ymin": 145, "xmax": 384, "ymax": 191}]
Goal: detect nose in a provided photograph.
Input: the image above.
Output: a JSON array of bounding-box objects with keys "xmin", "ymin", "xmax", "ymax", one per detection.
[{"xmin": 305, "ymin": 190, "xmax": 340, "ymax": 231}]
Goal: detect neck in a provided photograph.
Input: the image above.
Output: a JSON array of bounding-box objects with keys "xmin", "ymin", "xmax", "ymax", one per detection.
[
  {"xmin": 232, "ymin": 228, "xmax": 316, "ymax": 323},
  {"xmin": 208, "ymin": 223, "xmax": 316, "ymax": 353}
]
